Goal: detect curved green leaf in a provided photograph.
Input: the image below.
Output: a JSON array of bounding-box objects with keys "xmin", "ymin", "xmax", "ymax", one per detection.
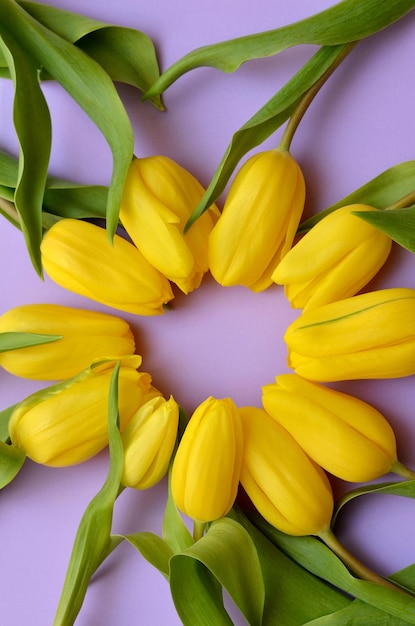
[
  {"xmin": 0, "ymin": 403, "xmax": 17, "ymax": 443},
  {"xmin": 53, "ymin": 362, "xmax": 124, "ymax": 626},
  {"xmin": 162, "ymin": 462, "xmax": 193, "ymax": 553},
  {"xmin": 0, "ymin": 29, "xmax": 52, "ymax": 276},
  {"xmin": 186, "ymin": 44, "xmax": 349, "ymax": 229},
  {"xmin": 145, "ymin": 0, "xmax": 415, "ymax": 98},
  {"xmin": 299, "ymin": 161, "xmax": 415, "ymax": 233},
  {"xmin": 0, "ymin": 440, "xmax": 26, "ymax": 489},
  {"xmin": 0, "ymin": 331, "xmax": 62, "ymax": 353},
  {"xmin": 0, "ymin": 0, "xmax": 134, "ymax": 244},
  {"xmin": 120, "ymin": 531, "xmax": 173, "ymax": 578},
  {"xmin": 353, "ymin": 205, "xmax": 415, "ymax": 253},
  {"xmin": 170, "ymin": 518, "xmax": 265, "ymax": 626}
]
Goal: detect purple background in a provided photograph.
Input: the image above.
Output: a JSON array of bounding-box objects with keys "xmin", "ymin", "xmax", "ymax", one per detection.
[{"xmin": 1, "ymin": 1, "xmax": 415, "ymax": 624}]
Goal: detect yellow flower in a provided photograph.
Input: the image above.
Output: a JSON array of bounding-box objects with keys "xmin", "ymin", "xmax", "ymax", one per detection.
[
  {"xmin": 8, "ymin": 357, "xmax": 154, "ymax": 467},
  {"xmin": 239, "ymin": 406, "xmax": 333, "ymax": 536},
  {"xmin": 120, "ymin": 156, "xmax": 219, "ymax": 294},
  {"xmin": 272, "ymin": 205, "xmax": 392, "ymax": 310},
  {"xmin": 41, "ymin": 219, "xmax": 174, "ymax": 316},
  {"xmin": 0, "ymin": 303, "xmax": 135, "ymax": 380},
  {"xmin": 121, "ymin": 395, "xmax": 179, "ymax": 490},
  {"xmin": 284, "ymin": 288, "xmax": 415, "ymax": 381},
  {"xmin": 208, "ymin": 149, "xmax": 305, "ymax": 291},
  {"xmin": 171, "ymin": 397, "xmax": 243, "ymax": 523},
  {"xmin": 262, "ymin": 374, "xmax": 398, "ymax": 482}
]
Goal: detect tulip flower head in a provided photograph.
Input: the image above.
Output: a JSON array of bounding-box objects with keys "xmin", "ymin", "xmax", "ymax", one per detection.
[
  {"xmin": 208, "ymin": 148, "xmax": 305, "ymax": 291},
  {"xmin": 171, "ymin": 396, "xmax": 243, "ymax": 523},
  {"xmin": 272, "ymin": 205, "xmax": 392, "ymax": 310},
  {"xmin": 262, "ymin": 374, "xmax": 398, "ymax": 482},
  {"xmin": 120, "ymin": 156, "xmax": 219, "ymax": 294},
  {"xmin": 285, "ymin": 288, "xmax": 415, "ymax": 381},
  {"xmin": 239, "ymin": 406, "xmax": 333, "ymax": 536},
  {"xmin": 8, "ymin": 356, "xmax": 154, "ymax": 467},
  {"xmin": 0, "ymin": 303, "xmax": 135, "ymax": 380},
  {"xmin": 41, "ymin": 219, "xmax": 174, "ymax": 316},
  {"xmin": 121, "ymin": 395, "xmax": 179, "ymax": 490}
]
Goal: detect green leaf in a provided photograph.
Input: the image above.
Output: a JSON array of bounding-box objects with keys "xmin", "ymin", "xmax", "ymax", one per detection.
[
  {"xmin": 43, "ymin": 182, "xmax": 108, "ymax": 220},
  {"xmin": 231, "ymin": 508, "xmax": 351, "ymax": 625},
  {"xmin": 0, "ymin": 0, "xmax": 134, "ymax": 245},
  {"xmin": 144, "ymin": 0, "xmax": 415, "ymax": 98},
  {"xmin": 0, "ymin": 403, "xmax": 17, "ymax": 443},
  {"xmin": 18, "ymin": 1, "xmax": 163, "ymax": 108},
  {"xmin": 120, "ymin": 531, "xmax": 173, "ymax": 578},
  {"xmin": 162, "ymin": 462, "xmax": 193, "ymax": 553},
  {"xmin": 0, "ymin": 148, "xmax": 19, "ymax": 187},
  {"xmin": 353, "ymin": 206, "xmax": 415, "ymax": 253},
  {"xmin": 0, "ymin": 29, "xmax": 52, "ymax": 276},
  {"xmin": 0, "ymin": 331, "xmax": 62, "ymax": 353},
  {"xmin": 0, "ymin": 440, "xmax": 26, "ymax": 488},
  {"xmin": 251, "ymin": 515, "xmax": 415, "ymax": 623},
  {"xmin": 170, "ymin": 517, "xmax": 265, "ymax": 626},
  {"xmin": 186, "ymin": 44, "xmax": 349, "ymax": 229},
  {"xmin": 53, "ymin": 362, "xmax": 124, "ymax": 626}
]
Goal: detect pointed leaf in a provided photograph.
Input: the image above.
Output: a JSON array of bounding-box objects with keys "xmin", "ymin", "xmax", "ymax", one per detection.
[
  {"xmin": 353, "ymin": 206, "xmax": 415, "ymax": 253},
  {"xmin": 0, "ymin": 332, "xmax": 62, "ymax": 353},
  {"xmin": 145, "ymin": 0, "xmax": 415, "ymax": 98},
  {"xmin": 0, "ymin": 440, "xmax": 26, "ymax": 488},
  {"xmin": 162, "ymin": 462, "xmax": 193, "ymax": 553},
  {"xmin": 120, "ymin": 531, "xmax": 173, "ymax": 577},
  {"xmin": 0, "ymin": 403, "xmax": 17, "ymax": 443}
]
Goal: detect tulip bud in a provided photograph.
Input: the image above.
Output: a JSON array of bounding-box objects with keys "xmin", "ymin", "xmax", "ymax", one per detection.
[
  {"xmin": 120, "ymin": 156, "xmax": 219, "ymax": 294},
  {"xmin": 41, "ymin": 219, "xmax": 174, "ymax": 316},
  {"xmin": 262, "ymin": 374, "xmax": 398, "ymax": 482},
  {"xmin": 208, "ymin": 149, "xmax": 305, "ymax": 292},
  {"xmin": 0, "ymin": 303, "xmax": 135, "ymax": 380},
  {"xmin": 171, "ymin": 397, "xmax": 243, "ymax": 523},
  {"xmin": 8, "ymin": 356, "xmax": 154, "ymax": 467},
  {"xmin": 239, "ymin": 406, "xmax": 333, "ymax": 536},
  {"xmin": 121, "ymin": 395, "xmax": 179, "ymax": 490},
  {"xmin": 272, "ymin": 205, "xmax": 392, "ymax": 310},
  {"xmin": 284, "ymin": 288, "xmax": 415, "ymax": 381}
]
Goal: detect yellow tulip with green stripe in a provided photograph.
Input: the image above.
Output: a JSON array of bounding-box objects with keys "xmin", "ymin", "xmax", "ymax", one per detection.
[
  {"xmin": 262, "ymin": 374, "xmax": 398, "ymax": 482},
  {"xmin": 239, "ymin": 406, "xmax": 333, "ymax": 536},
  {"xmin": 8, "ymin": 357, "xmax": 154, "ymax": 467},
  {"xmin": 208, "ymin": 149, "xmax": 305, "ymax": 291},
  {"xmin": 120, "ymin": 156, "xmax": 219, "ymax": 294},
  {"xmin": 0, "ymin": 303, "xmax": 135, "ymax": 380},
  {"xmin": 285, "ymin": 288, "xmax": 415, "ymax": 381},
  {"xmin": 171, "ymin": 396, "xmax": 243, "ymax": 523},
  {"xmin": 273, "ymin": 205, "xmax": 392, "ymax": 310},
  {"xmin": 41, "ymin": 219, "xmax": 173, "ymax": 316}
]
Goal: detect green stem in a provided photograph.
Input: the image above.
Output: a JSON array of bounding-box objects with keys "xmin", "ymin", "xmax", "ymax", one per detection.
[
  {"xmin": 391, "ymin": 459, "xmax": 415, "ymax": 481},
  {"xmin": 318, "ymin": 527, "xmax": 412, "ymax": 596},
  {"xmin": 193, "ymin": 520, "xmax": 206, "ymax": 542},
  {"xmin": 386, "ymin": 190, "xmax": 415, "ymax": 211},
  {"xmin": 279, "ymin": 42, "xmax": 358, "ymax": 152}
]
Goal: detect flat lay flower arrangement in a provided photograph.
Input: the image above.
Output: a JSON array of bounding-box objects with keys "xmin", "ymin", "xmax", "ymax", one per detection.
[{"xmin": 2, "ymin": 0, "xmax": 415, "ymax": 624}]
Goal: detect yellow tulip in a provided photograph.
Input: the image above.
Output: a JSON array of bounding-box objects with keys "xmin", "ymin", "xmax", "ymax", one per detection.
[
  {"xmin": 0, "ymin": 303, "xmax": 135, "ymax": 380},
  {"xmin": 262, "ymin": 374, "xmax": 398, "ymax": 482},
  {"xmin": 208, "ymin": 149, "xmax": 305, "ymax": 291},
  {"xmin": 121, "ymin": 395, "xmax": 179, "ymax": 490},
  {"xmin": 284, "ymin": 288, "xmax": 415, "ymax": 381},
  {"xmin": 272, "ymin": 205, "xmax": 392, "ymax": 310},
  {"xmin": 41, "ymin": 219, "xmax": 174, "ymax": 316},
  {"xmin": 120, "ymin": 156, "xmax": 219, "ymax": 294},
  {"xmin": 171, "ymin": 397, "xmax": 243, "ymax": 523},
  {"xmin": 8, "ymin": 357, "xmax": 154, "ymax": 467},
  {"xmin": 239, "ymin": 406, "xmax": 333, "ymax": 536}
]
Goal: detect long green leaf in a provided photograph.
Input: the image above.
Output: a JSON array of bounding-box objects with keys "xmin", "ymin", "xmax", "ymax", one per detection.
[
  {"xmin": 0, "ymin": 440, "xmax": 26, "ymax": 489},
  {"xmin": 120, "ymin": 531, "xmax": 173, "ymax": 578},
  {"xmin": 252, "ymin": 515, "xmax": 415, "ymax": 623},
  {"xmin": 0, "ymin": 29, "xmax": 52, "ymax": 276},
  {"xmin": 0, "ymin": 331, "xmax": 62, "ymax": 353},
  {"xmin": 53, "ymin": 362, "xmax": 124, "ymax": 626},
  {"xmin": 353, "ymin": 205, "xmax": 415, "ymax": 253},
  {"xmin": 0, "ymin": 0, "xmax": 134, "ymax": 243},
  {"xmin": 144, "ymin": 0, "xmax": 415, "ymax": 98},
  {"xmin": 186, "ymin": 44, "xmax": 349, "ymax": 228},
  {"xmin": 170, "ymin": 518, "xmax": 265, "ymax": 626},
  {"xmin": 0, "ymin": 403, "xmax": 17, "ymax": 443},
  {"xmin": 298, "ymin": 161, "xmax": 415, "ymax": 232}
]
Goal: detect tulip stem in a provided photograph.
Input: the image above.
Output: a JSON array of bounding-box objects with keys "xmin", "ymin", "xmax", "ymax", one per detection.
[
  {"xmin": 318, "ymin": 527, "xmax": 412, "ymax": 596},
  {"xmin": 386, "ymin": 190, "xmax": 415, "ymax": 211},
  {"xmin": 0, "ymin": 196, "xmax": 20, "ymax": 228},
  {"xmin": 279, "ymin": 42, "xmax": 357, "ymax": 152},
  {"xmin": 392, "ymin": 459, "xmax": 415, "ymax": 481},
  {"xmin": 193, "ymin": 520, "xmax": 206, "ymax": 542}
]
